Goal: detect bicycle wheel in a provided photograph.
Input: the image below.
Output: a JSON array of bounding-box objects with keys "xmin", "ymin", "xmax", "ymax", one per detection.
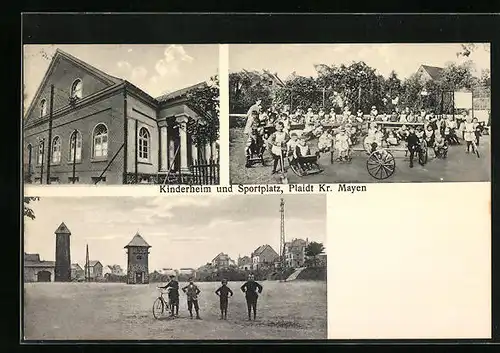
[{"xmin": 152, "ymin": 298, "xmax": 164, "ymax": 319}]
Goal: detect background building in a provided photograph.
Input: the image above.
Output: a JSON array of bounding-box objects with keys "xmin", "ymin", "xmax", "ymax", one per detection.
[
  {"xmin": 125, "ymin": 232, "xmax": 151, "ymax": 284},
  {"xmin": 237, "ymin": 255, "xmax": 252, "ymax": 270},
  {"xmin": 23, "ymin": 49, "xmax": 219, "ymax": 185},
  {"xmin": 71, "ymin": 263, "xmax": 84, "ymax": 281},
  {"xmin": 284, "ymin": 238, "xmax": 309, "ymax": 268},
  {"xmin": 251, "ymin": 244, "xmax": 279, "ymax": 271},
  {"xmin": 211, "ymin": 252, "xmax": 234, "ymax": 270},
  {"xmin": 85, "ymin": 260, "xmax": 103, "ymax": 281},
  {"xmin": 24, "ymin": 253, "xmax": 56, "ymax": 282}
]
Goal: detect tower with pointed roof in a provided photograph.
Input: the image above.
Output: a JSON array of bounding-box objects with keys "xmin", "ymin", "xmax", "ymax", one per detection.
[
  {"xmin": 124, "ymin": 232, "xmax": 151, "ymax": 284},
  {"xmin": 54, "ymin": 222, "xmax": 71, "ymax": 282}
]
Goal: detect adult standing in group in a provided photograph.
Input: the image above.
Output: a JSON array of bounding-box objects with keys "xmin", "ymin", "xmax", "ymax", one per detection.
[
  {"xmin": 182, "ymin": 277, "xmax": 201, "ymax": 319},
  {"xmin": 240, "ymin": 274, "xmax": 263, "ymax": 321},
  {"xmin": 244, "ymin": 99, "xmax": 262, "ymax": 135},
  {"xmin": 158, "ymin": 274, "xmax": 179, "ymax": 317}
]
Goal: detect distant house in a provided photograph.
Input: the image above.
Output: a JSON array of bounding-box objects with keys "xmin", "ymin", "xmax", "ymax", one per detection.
[
  {"xmin": 24, "ymin": 253, "xmax": 56, "ymax": 282},
  {"xmin": 251, "ymin": 245, "xmax": 279, "ymax": 270},
  {"xmin": 85, "ymin": 260, "xmax": 103, "ymax": 280},
  {"xmin": 103, "ymin": 264, "xmax": 125, "ymax": 276},
  {"xmin": 159, "ymin": 268, "xmax": 178, "ymax": 276},
  {"xmin": 284, "ymin": 238, "xmax": 309, "ymax": 268},
  {"xmin": 211, "ymin": 252, "xmax": 233, "ymax": 269},
  {"xmin": 237, "ymin": 255, "xmax": 252, "ymax": 270},
  {"xmin": 71, "ymin": 263, "xmax": 84, "ymax": 280},
  {"xmin": 416, "ymin": 65, "xmax": 444, "ymax": 83}
]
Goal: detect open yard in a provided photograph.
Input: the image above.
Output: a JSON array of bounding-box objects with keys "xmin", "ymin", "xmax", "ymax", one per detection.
[
  {"xmin": 23, "ymin": 280, "xmax": 327, "ymax": 340},
  {"xmin": 230, "ymin": 127, "xmax": 491, "ymax": 184}
]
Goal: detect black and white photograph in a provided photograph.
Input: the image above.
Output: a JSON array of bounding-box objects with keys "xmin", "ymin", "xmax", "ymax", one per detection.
[
  {"xmin": 23, "ymin": 195, "xmax": 327, "ymax": 340},
  {"xmin": 23, "ymin": 44, "xmax": 220, "ymax": 186},
  {"xmin": 229, "ymin": 43, "xmax": 491, "ymax": 184}
]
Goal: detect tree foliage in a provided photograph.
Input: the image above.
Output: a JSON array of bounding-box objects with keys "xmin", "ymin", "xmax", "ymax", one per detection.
[
  {"xmin": 305, "ymin": 241, "xmax": 325, "ymax": 267},
  {"xmin": 229, "ymin": 71, "xmax": 273, "ymax": 114},
  {"xmin": 185, "ymin": 75, "xmax": 220, "ymax": 147},
  {"xmin": 24, "ymin": 197, "xmax": 39, "ymax": 220}
]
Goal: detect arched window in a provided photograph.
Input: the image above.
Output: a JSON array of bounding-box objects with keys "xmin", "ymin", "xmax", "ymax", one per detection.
[
  {"xmin": 138, "ymin": 127, "xmax": 150, "ymax": 162},
  {"xmin": 71, "ymin": 79, "xmax": 83, "ymax": 99},
  {"xmin": 37, "ymin": 140, "xmax": 44, "ymax": 165},
  {"xmin": 93, "ymin": 123, "xmax": 108, "ymax": 158},
  {"xmin": 68, "ymin": 130, "xmax": 82, "ymax": 162},
  {"xmin": 51, "ymin": 136, "xmax": 61, "ymax": 164},
  {"xmin": 40, "ymin": 99, "xmax": 47, "ymax": 117}
]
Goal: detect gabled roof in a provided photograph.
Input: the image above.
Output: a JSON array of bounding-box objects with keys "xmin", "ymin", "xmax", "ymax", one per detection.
[
  {"xmin": 87, "ymin": 260, "xmax": 102, "ymax": 267},
  {"xmin": 25, "ymin": 253, "xmax": 40, "ymax": 262},
  {"xmin": 124, "ymin": 232, "xmax": 151, "ymax": 248},
  {"xmin": 252, "ymin": 244, "xmax": 271, "ymax": 256},
  {"xmin": 72, "ymin": 263, "xmax": 83, "ymax": 270},
  {"xmin": 420, "ymin": 65, "xmax": 444, "ymax": 81},
  {"xmin": 55, "ymin": 222, "xmax": 71, "ymax": 234},
  {"xmin": 156, "ymin": 82, "xmax": 207, "ymax": 104},
  {"xmin": 24, "ymin": 48, "xmax": 124, "ymax": 119},
  {"xmin": 212, "ymin": 252, "xmax": 229, "ymax": 261}
]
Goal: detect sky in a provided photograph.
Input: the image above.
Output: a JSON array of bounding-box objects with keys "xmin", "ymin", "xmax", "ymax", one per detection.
[
  {"xmin": 23, "ymin": 44, "xmax": 219, "ymax": 108},
  {"xmin": 24, "ymin": 195, "xmax": 326, "ymax": 271},
  {"xmin": 229, "ymin": 43, "xmax": 490, "ymax": 80}
]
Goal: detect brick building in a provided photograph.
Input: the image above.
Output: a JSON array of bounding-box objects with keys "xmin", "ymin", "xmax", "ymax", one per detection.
[
  {"xmin": 251, "ymin": 244, "xmax": 279, "ymax": 271},
  {"xmin": 23, "ymin": 49, "xmax": 219, "ymax": 185},
  {"xmin": 125, "ymin": 232, "xmax": 151, "ymax": 284},
  {"xmin": 24, "ymin": 253, "xmax": 56, "ymax": 282}
]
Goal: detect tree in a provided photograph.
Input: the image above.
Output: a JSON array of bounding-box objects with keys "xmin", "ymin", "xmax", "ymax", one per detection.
[
  {"xmin": 440, "ymin": 60, "xmax": 476, "ymax": 91},
  {"xmin": 185, "ymin": 74, "xmax": 219, "ymax": 147},
  {"xmin": 275, "ymin": 74, "xmax": 322, "ymax": 111},
  {"xmin": 456, "ymin": 43, "xmax": 490, "ymax": 58},
  {"xmin": 24, "ymin": 197, "xmax": 39, "ymax": 220},
  {"xmin": 305, "ymin": 241, "xmax": 325, "ymax": 267}
]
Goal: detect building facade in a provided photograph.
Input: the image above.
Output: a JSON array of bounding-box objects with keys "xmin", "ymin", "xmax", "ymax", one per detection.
[
  {"xmin": 54, "ymin": 222, "xmax": 71, "ymax": 282},
  {"xmin": 71, "ymin": 263, "xmax": 84, "ymax": 280},
  {"xmin": 23, "ymin": 49, "xmax": 219, "ymax": 185},
  {"xmin": 251, "ymin": 245, "xmax": 279, "ymax": 271},
  {"xmin": 125, "ymin": 233, "xmax": 151, "ymax": 284},
  {"xmin": 237, "ymin": 255, "xmax": 252, "ymax": 270},
  {"xmin": 24, "ymin": 253, "xmax": 56, "ymax": 282},
  {"xmin": 211, "ymin": 252, "xmax": 233, "ymax": 269},
  {"xmin": 85, "ymin": 260, "xmax": 103, "ymax": 280},
  {"xmin": 284, "ymin": 238, "xmax": 309, "ymax": 268}
]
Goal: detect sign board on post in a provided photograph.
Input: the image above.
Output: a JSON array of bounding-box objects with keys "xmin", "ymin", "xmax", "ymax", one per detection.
[{"xmin": 453, "ymin": 91, "xmax": 473, "ymax": 109}]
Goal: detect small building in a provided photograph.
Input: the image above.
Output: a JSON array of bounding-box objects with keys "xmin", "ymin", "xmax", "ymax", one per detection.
[
  {"xmin": 124, "ymin": 232, "xmax": 151, "ymax": 284},
  {"xmin": 24, "ymin": 253, "xmax": 56, "ymax": 282},
  {"xmin": 179, "ymin": 268, "xmax": 196, "ymax": 276},
  {"xmin": 85, "ymin": 260, "xmax": 103, "ymax": 280},
  {"xmin": 416, "ymin": 65, "xmax": 444, "ymax": 83},
  {"xmin": 251, "ymin": 244, "xmax": 279, "ymax": 271},
  {"xmin": 237, "ymin": 255, "xmax": 252, "ymax": 270},
  {"xmin": 71, "ymin": 263, "xmax": 84, "ymax": 281},
  {"xmin": 158, "ymin": 268, "xmax": 178, "ymax": 277},
  {"xmin": 284, "ymin": 238, "xmax": 309, "ymax": 268},
  {"xmin": 211, "ymin": 252, "xmax": 233, "ymax": 269}
]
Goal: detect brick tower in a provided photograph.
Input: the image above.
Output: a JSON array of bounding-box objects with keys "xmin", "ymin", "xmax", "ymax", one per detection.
[
  {"xmin": 54, "ymin": 222, "xmax": 71, "ymax": 282},
  {"xmin": 124, "ymin": 232, "xmax": 151, "ymax": 284}
]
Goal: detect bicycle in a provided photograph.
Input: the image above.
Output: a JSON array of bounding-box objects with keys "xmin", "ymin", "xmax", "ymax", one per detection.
[{"xmin": 152, "ymin": 288, "xmax": 173, "ymax": 320}]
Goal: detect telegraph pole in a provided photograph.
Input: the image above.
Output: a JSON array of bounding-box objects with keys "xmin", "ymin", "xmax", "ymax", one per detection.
[
  {"xmin": 279, "ymin": 198, "xmax": 286, "ymax": 281},
  {"xmin": 46, "ymin": 84, "xmax": 55, "ymax": 184}
]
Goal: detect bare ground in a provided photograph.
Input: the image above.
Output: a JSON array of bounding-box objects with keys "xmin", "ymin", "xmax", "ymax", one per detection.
[
  {"xmin": 23, "ymin": 280, "xmax": 327, "ymax": 340},
  {"xmin": 229, "ymin": 128, "xmax": 491, "ymax": 184}
]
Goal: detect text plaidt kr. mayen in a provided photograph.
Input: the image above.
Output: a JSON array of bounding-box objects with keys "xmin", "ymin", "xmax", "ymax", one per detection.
[{"xmin": 159, "ymin": 184, "xmax": 367, "ymax": 194}]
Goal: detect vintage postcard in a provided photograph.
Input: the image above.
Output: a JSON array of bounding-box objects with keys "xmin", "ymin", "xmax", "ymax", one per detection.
[
  {"xmin": 23, "ymin": 44, "xmax": 220, "ymax": 186},
  {"xmin": 23, "ymin": 195, "xmax": 327, "ymax": 340},
  {"xmin": 229, "ymin": 43, "xmax": 491, "ymax": 184}
]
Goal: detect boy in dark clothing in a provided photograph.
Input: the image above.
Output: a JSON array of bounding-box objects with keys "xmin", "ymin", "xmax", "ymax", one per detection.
[
  {"xmin": 182, "ymin": 278, "xmax": 201, "ymax": 319},
  {"xmin": 158, "ymin": 275, "xmax": 179, "ymax": 316},
  {"xmin": 240, "ymin": 274, "xmax": 263, "ymax": 321},
  {"xmin": 406, "ymin": 126, "xmax": 421, "ymax": 168},
  {"xmin": 215, "ymin": 279, "xmax": 234, "ymax": 320}
]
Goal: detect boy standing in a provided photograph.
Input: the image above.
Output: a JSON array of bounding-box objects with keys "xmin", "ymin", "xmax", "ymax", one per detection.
[
  {"xmin": 241, "ymin": 274, "xmax": 263, "ymax": 321},
  {"xmin": 158, "ymin": 275, "xmax": 179, "ymax": 317},
  {"xmin": 182, "ymin": 278, "xmax": 201, "ymax": 319},
  {"xmin": 406, "ymin": 126, "xmax": 420, "ymax": 168},
  {"xmin": 215, "ymin": 279, "xmax": 234, "ymax": 320}
]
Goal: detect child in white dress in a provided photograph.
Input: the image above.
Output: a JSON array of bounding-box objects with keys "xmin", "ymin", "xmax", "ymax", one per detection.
[{"xmin": 334, "ymin": 127, "xmax": 350, "ymax": 161}]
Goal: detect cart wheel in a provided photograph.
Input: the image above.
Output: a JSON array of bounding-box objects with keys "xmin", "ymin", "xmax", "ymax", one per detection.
[
  {"xmin": 289, "ymin": 162, "xmax": 305, "ymax": 177},
  {"xmin": 152, "ymin": 298, "xmax": 164, "ymax": 320},
  {"xmin": 366, "ymin": 150, "xmax": 396, "ymax": 180}
]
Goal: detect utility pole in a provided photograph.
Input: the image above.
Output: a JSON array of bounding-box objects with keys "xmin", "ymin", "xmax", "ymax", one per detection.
[
  {"xmin": 46, "ymin": 84, "xmax": 55, "ymax": 184},
  {"xmin": 280, "ymin": 198, "xmax": 286, "ymax": 281},
  {"xmin": 85, "ymin": 244, "xmax": 90, "ymax": 282}
]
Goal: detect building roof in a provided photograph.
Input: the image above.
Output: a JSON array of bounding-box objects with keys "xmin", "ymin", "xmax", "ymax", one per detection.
[
  {"xmin": 72, "ymin": 263, "xmax": 83, "ymax": 270},
  {"xmin": 212, "ymin": 252, "xmax": 229, "ymax": 262},
  {"xmin": 55, "ymin": 222, "xmax": 71, "ymax": 235},
  {"xmin": 156, "ymin": 82, "xmax": 207, "ymax": 104},
  {"xmin": 124, "ymin": 233, "xmax": 151, "ymax": 248},
  {"xmin": 180, "ymin": 268, "xmax": 195, "ymax": 271},
  {"xmin": 24, "ymin": 253, "xmax": 40, "ymax": 262},
  {"xmin": 25, "ymin": 260, "xmax": 56, "ymax": 268},
  {"xmin": 86, "ymin": 260, "xmax": 102, "ymax": 267},
  {"xmin": 420, "ymin": 65, "xmax": 444, "ymax": 81},
  {"xmin": 252, "ymin": 244, "xmax": 275, "ymax": 256}
]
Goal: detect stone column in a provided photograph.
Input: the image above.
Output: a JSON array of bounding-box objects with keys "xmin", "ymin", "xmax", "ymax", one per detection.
[
  {"xmin": 176, "ymin": 115, "xmax": 190, "ymax": 173},
  {"xmin": 192, "ymin": 144, "xmax": 198, "ymax": 163},
  {"xmin": 160, "ymin": 126, "xmax": 168, "ymax": 171}
]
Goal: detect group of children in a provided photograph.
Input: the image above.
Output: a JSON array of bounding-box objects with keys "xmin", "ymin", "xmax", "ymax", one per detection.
[
  {"xmin": 158, "ymin": 274, "xmax": 264, "ymax": 321},
  {"xmin": 244, "ymin": 100, "xmax": 485, "ymax": 171}
]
